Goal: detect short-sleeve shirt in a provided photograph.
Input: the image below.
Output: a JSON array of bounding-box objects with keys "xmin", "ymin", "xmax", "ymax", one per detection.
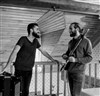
[{"xmin": 14, "ymin": 36, "xmax": 41, "ymax": 71}]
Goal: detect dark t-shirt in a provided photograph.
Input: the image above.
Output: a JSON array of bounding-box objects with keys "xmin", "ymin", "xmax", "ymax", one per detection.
[{"xmin": 14, "ymin": 36, "xmax": 41, "ymax": 71}]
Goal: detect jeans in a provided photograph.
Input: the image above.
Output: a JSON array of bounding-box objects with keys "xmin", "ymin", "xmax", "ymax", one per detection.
[
  {"xmin": 15, "ymin": 69, "xmax": 32, "ymax": 96},
  {"xmin": 68, "ymin": 72, "xmax": 84, "ymax": 96}
]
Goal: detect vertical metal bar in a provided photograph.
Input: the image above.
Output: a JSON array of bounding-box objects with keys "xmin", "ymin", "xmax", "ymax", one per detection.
[
  {"xmin": 94, "ymin": 63, "xmax": 97, "ymax": 87},
  {"xmin": 64, "ymin": 70, "xmax": 66, "ymax": 96},
  {"xmin": 88, "ymin": 64, "xmax": 91, "ymax": 88},
  {"xmin": 50, "ymin": 64, "xmax": 52, "ymax": 95},
  {"xmin": 35, "ymin": 65, "xmax": 37, "ymax": 95},
  {"xmin": 57, "ymin": 64, "xmax": 59, "ymax": 96},
  {"xmin": 42, "ymin": 65, "xmax": 45, "ymax": 95}
]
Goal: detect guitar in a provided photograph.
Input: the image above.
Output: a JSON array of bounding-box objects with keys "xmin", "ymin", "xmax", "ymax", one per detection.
[{"xmin": 60, "ymin": 28, "xmax": 90, "ymax": 71}]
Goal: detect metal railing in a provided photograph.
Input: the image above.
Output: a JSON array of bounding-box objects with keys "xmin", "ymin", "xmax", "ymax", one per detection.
[
  {"xmin": 82, "ymin": 63, "xmax": 100, "ymax": 88},
  {"xmin": 0, "ymin": 61, "xmax": 100, "ymax": 96},
  {"xmin": 34, "ymin": 62, "xmax": 61, "ymax": 96}
]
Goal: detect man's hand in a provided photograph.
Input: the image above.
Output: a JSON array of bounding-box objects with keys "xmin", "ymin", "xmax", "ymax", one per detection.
[
  {"xmin": 68, "ymin": 56, "xmax": 76, "ymax": 62},
  {"xmin": 54, "ymin": 60, "xmax": 65, "ymax": 66},
  {"xmin": 62, "ymin": 54, "xmax": 68, "ymax": 60},
  {"xmin": 53, "ymin": 60, "xmax": 60, "ymax": 64},
  {"xmin": 53, "ymin": 60, "xmax": 64, "ymax": 65}
]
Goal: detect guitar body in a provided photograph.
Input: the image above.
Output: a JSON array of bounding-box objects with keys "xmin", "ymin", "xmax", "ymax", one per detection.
[{"xmin": 64, "ymin": 62, "xmax": 71, "ymax": 70}]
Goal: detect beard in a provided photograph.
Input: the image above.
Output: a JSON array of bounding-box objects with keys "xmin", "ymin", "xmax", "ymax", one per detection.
[
  {"xmin": 32, "ymin": 32, "xmax": 40, "ymax": 38},
  {"xmin": 70, "ymin": 32, "xmax": 76, "ymax": 37},
  {"xmin": 70, "ymin": 30, "xmax": 76, "ymax": 37}
]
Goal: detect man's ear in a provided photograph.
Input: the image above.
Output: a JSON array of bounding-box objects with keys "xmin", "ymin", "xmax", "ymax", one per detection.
[{"xmin": 76, "ymin": 28, "xmax": 79, "ymax": 32}]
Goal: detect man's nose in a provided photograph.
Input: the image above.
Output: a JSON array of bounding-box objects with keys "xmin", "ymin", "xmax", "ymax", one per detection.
[
  {"xmin": 37, "ymin": 31, "xmax": 41, "ymax": 36},
  {"xmin": 37, "ymin": 30, "xmax": 40, "ymax": 33}
]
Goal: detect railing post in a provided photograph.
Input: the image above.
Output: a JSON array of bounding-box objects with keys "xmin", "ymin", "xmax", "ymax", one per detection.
[
  {"xmin": 50, "ymin": 64, "xmax": 53, "ymax": 95},
  {"xmin": 94, "ymin": 63, "xmax": 97, "ymax": 87},
  {"xmin": 57, "ymin": 64, "xmax": 60, "ymax": 96},
  {"xmin": 35, "ymin": 65, "xmax": 37, "ymax": 95},
  {"xmin": 88, "ymin": 64, "xmax": 91, "ymax": 88},
  {"xmin": 64, "ymin": 70, "xmax": 66, "ymax": 96},
  {"xmin": 42, "ymin": 65, "xmax": 45, "ymax": 95}
]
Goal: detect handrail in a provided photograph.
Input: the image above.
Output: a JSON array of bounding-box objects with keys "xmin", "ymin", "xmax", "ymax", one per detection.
[{"xmin": 0, "ymin": 61, "xmax": 100, "ymax": 95}]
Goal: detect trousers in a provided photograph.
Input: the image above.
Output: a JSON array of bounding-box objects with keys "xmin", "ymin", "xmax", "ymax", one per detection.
[
  {"xmin": 68, "ymin": 72, "xmax": 84, "ymax": 96},
  {"xmin": 15, "ymin": 69, "xmax": 32, "ymax": 96}
]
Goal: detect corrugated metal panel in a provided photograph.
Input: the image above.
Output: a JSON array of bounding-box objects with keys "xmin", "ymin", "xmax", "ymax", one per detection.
[
  {"xmin": 0, "ymin": 6, "xmax": 47, "ymax": 62},
  {"xmin": 37, "ymin": 11, "xmax": 66, "ymax": 34}
]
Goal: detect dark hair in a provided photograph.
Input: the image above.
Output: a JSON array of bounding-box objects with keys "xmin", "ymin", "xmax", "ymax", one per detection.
[
  {"xmin": 70, "ymin": 22, "xmax": 82, "ymax": 33},
  {"xmin": 27, "ymin": 23, "xmax": 38, "ymax": 35}
]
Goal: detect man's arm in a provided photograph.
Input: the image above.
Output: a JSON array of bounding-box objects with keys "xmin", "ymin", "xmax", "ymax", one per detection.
[
  {"xmin": 77, "ymin": 39, "xmax": 93, "ymax": 64},
  {"xmin": 2, "ymin": 45, "xmax": 21, "ymax": 72},
  {"xmin": 38, "ymin": 47, "xmax": 57, "ymax": 63}
]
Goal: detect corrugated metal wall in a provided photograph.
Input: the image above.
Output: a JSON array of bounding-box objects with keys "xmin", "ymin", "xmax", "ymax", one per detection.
[{"xmin": 37, "ymin": 11, "xmax": 65, "ymax": 34}]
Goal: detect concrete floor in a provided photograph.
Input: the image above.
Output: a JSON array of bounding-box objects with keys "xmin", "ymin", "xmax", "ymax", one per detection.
[{"xmin": 81, "ymin": 88, "xmax": 100, "ymax": 96}]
